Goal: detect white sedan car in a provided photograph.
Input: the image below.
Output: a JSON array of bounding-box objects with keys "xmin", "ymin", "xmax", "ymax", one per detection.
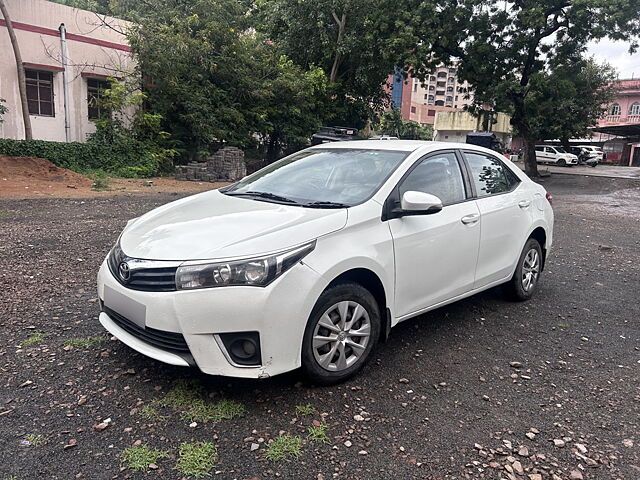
[{"xmin": 97, "ymin": 141, "xmax": 553, "ymax": 384}]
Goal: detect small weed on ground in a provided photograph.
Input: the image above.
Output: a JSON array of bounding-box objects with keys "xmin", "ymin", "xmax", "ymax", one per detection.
[
  {"xmin": 266, "ymin": 434, "xmax": 303, "ymax": 462},
  {"xmin": 138, "ymin": 401, "xmax": 167, "ymax": 422},
  {"xmin": 20, "ymin": 332, "xmax": 46, "ymax": 347},
  {"xmin": 177, "ymin": 442, "xmax": 217, "ymax": 478},
  {"xmin": 21, "ymin": 434, "xmax": 44, "ymax": 447},
  {"xmin": 121, "ymin": 445, "xmax": 168, "ymax": 472},
  {"xmin": 295, "ymin": 404, "xmax": 315, "ymax": 416},
  {"xmin": 162, "ymin": 381, "xmax": 245, "ymax": 423},
  {"xmin": 558, "ymin": 323, "xmax": 568, "ymax": 329},
  {"xmin": 307, "ymin": 423, "xmax": 330, "ymax": 443},
  {"xmin": 89, "ymin": 170, "xmax": 112, "ymax": 191},
  {"xmin": 0, "ymin": 210, "xmax": 11, "ymax": 217},
  {"xmin": 63, "ymin": 336, "xmax": 110, "ymax": 348}
]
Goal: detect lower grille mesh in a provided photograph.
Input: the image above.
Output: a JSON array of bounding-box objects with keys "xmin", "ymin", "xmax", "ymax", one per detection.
[{"xmin": 104, "ymin": 306, "xmax": 190, "ymax": 353}]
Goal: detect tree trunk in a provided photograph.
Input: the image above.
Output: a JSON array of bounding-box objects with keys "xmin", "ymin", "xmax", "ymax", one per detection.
[
  {"xmin": 560, "ymin": 137, "xmax": 571, "ymax": 153},
  {"xmin": 266, "ymin": 134, "xmax": 280, "ymax": 163},
  {"xmin": 0, "ymin": 0, "xmax": 32, "ymax": 140},
  {"xmin": 522, "ymin": 136, "xmax": 539, "ymax": 177},
  {"xmin": 329, "ymin": 12, "xmax": 346, "ymax": 84}
]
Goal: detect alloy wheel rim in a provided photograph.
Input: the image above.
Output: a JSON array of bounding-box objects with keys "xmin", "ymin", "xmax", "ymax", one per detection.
[
  {"xmin": 312, "ymin": 300, "xmax": 371, "ymax": 372},
  {"xmin": 522, "ymin": 248, "xmax": 540, "ymax": 292}
]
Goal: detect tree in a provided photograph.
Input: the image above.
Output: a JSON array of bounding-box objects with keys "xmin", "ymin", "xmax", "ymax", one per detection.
[
  {"xmin": 376, "ymin": 108, "xmax": 434, "ymax": 140},
  {"xmin": 400, "ymin": 0, "xmax": 640, "ymax": 176},
  {"xmin": 255, "ymin": 0, "xmax": 410, "ymax": 127},
  {"xmin": 0, "ymin": 0, "xmax": 32, "ymax": 139},
  {"xmin": 127, "ymin": 0, "xmax": 328, "ymax": 161}
]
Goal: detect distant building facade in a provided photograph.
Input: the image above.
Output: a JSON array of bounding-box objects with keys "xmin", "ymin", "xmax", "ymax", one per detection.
[
  {"xmin": 433, "ymin": 110, "xmax": 512, "ymax": 146},
  {"xmin": 0, "ymin": 0, "xmax": 134, "ymax": 142},
  {"xmin": 390, "ymin": 65, "xmax": 475, "ymax": 126},
  {"xmin": 591, "ymin": 79, "xmax": 640, "ymax": 166}
]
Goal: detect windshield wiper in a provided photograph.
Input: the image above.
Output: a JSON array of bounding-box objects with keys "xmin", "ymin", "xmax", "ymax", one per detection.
[
  {"xmin": 302, "ymin": 201, "xmax": 350, "ymax": 209},
  {"xmin": 225, "ymin": 190, "xmax": 299, "ymax": 204}
]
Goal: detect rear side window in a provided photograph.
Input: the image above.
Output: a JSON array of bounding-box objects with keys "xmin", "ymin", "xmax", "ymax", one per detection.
[
  {"xmin": 535, "ymin": 146, "xmax": 544, "ymax": 152},
  {"xmin": 399, "ymin": 152, "xmax": 466, "ymax": 205},
  {"xmin": 464, "ymin": 152, "xmax": 520, "ymax": 197}
]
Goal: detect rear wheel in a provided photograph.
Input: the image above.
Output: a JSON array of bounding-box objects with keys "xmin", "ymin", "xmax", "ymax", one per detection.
[
  {"xmin": 301, "ymin": 283, "xmax": 380, "ymax": 385},
  {"xmin": 504, "ymin": 238, "xmax": 543, "ymax": 301}
]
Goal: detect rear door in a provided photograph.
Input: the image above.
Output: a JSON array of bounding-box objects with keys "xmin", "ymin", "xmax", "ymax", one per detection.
[
  {"xmin": 461, "ymin": 150, "xmax": 533, "ymax": 289},
  {"xmin": 387, "ymin": 150, "xmax": 481, "ymax": 317}
]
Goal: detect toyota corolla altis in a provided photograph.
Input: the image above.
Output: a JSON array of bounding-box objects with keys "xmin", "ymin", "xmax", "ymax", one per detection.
[{"xmin": 97, "ymin": 141, "xmax": 553, "ymax": 384}]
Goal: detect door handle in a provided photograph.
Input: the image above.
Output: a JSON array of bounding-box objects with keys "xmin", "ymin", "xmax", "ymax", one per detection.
[
  {"xmin": 518, "ymin": 200, "xmax": 531, "ymax": 208},
  {"xmin": 461, "ymin": 213, "xmax": 480, "ymax": 224}
]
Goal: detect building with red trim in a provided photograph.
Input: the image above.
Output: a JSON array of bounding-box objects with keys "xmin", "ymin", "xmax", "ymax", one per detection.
[{"xmin": 0, "ymin": 0, "xmax": 134, "ymax": 142}]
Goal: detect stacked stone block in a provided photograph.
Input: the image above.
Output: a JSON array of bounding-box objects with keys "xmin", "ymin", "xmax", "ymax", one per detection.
[{"xmin": 175, "ymin": 146, "xmax": 247, "ymax": 182}]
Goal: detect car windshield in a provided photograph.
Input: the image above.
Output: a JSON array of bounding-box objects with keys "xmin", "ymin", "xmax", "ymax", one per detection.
[
  {"xmin": 554, "ymin": 147, "xmax": 567, "ymax": 153},
  {"xmin": 222, "ymin": 148, "xmax": 409, "ymax": 207}
]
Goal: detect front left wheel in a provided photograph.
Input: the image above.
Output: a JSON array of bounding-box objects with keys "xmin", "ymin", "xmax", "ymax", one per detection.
[{"xmin": 301, "ymin": 283, "xmax": 381, "ymax": 385}]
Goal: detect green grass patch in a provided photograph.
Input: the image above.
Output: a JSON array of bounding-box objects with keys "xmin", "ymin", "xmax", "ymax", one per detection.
[
  {"xmin": 177, "ymin": 442, "xmax": 217, "ymax": 478},
  {"xmin": 138, "ymin": 401, "xmax": 167, "ymax": 422},
  {"xmin": 0, "ymin": 211, "xmax": 11, "ymax": 217},
  {"xmin": 20, "ymin": 332, "xmax": 46, "ymax": 347},
  {"xmin": 295, "ymin": 404, "xmax": 315, "ymax": 416},
  {"xmin": 121, "ymin": 445, "xmax": 168, "ymax": 472},
  {"xmin": 266, "ymin": 434, "xmax": 303, "ymax": 462},
  {"xmin": 161, "ymin": 381, "xmax": 245, "ymax": 424},
  {"xmin": 22, "ymin": 434, "xmax": 44, "ymax": 447},
  {"xmin": 63, "ymin": 336, "xmax": 110, "ymax": 348},
  {"xmin": 307, "ymin": 423, "xmax": 330, "ymax": 443},
  {"xmin": 558, "ymin": 323, "xmax": 568, "ymax": 329}
]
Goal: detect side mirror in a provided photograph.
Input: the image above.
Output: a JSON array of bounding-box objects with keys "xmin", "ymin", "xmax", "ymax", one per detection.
[{"xmin": 399, "ymin": 191, "xmax": 443, "ymax": 215}]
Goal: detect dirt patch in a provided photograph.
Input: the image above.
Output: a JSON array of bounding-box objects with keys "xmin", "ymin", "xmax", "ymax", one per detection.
[{"xmin": 0, "ymin": 156, "xmax": 228, "ymax": 198}]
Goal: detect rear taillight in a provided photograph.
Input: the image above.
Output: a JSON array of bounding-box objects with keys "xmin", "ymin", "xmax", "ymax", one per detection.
[{"xmin": 546, "ymin": 192, "xmax": 553, "ymax": 206}]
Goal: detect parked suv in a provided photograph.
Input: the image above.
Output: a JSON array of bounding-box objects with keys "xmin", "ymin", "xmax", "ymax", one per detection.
[
  {"xmin": 534, "ymin": 145, "xmax": 578, "ymax": 166},
  {"xmin": 97, "ymin": 141, "xmax": 554, "ymax": 384}
]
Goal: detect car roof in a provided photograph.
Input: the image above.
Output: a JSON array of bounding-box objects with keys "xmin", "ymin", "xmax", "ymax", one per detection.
[{"xmin": 308, "ymin": 139, "xmax": 496, "ymax": 154}]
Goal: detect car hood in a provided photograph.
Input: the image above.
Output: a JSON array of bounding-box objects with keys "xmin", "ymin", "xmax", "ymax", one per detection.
[{"xmin": 119, "ymin": 190, "xmax": 348, "ymax": 261}]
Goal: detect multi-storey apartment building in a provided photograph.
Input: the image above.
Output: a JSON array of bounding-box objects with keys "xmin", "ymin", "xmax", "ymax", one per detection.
[{"xmin": 390, "ymin": 65, "xmax": 475, "ymax": 126}]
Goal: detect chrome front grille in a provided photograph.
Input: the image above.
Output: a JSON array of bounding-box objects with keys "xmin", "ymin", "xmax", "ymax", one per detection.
[{"xmin": 107, "ymin": 244, "xmax": 178, "ymax": 292}]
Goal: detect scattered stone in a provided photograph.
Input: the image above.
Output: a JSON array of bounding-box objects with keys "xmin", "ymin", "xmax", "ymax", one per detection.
[
  {"xmin": 512, "ymin": 460, "xmax": 524, "ymax": 474},
  {"xmin": 529, "ymin": 474, "xmax": 543, "ymax": 480},
  {"xmin": 622, "ymin": 438, "xmax": 634, "ymax": 448},
  {"xmin": 93, "ymin": 422, "xmax": 109, "ymax": 432},
  {"xmin": 143, "ymin": 181, "xmax": 154, "ymax": 187},
  {"xmin": 553, "ymin": 439, "xmax": 565, "ymax": 448},
  {"xmin": 67, "ymin": 184, "xmax": 77, "ymax": 189},
  {"xmin": 569, "ymin": 469, "xmax": 584, "ymax": 480},
  {"xmin": 526, "ymin": 432, "xmax": 536, "ymax": 440},
  {"xmin": 18, "ymin": 380, "xmax": 33, "ymax": 388},
  {"xmin": 399, "ymin": 378, "xmax": 410, "ymax": 384},
  {"xmin": 518, "ymin": 446, "xmax": 529, "ymax": 457},
  {"xmin": 344, "ymin": 440, "xmax": 352, "ymax": 448},
  {"xmin": 148, "ymin": 463, "xmax": 158, "ymax": 470},
  {"xmin": 357, "ymin": 450, "xmax": 368, "ymax": 455},
  {"xmin": 575, "ymin": 443, "xmax": 587, "ymax": 454},
  {"xmin": 353, "ymin": 414, "xmax": 365, "ymax": 421},
  {"xmin": 189, "ymin": 422, "xmax": 198, "ymax": 428},
  {"xmin": 509, "ymin": 361, "xmax": 523, "ymax": 368},
  {"xmin": 250, "ymin": 443, "xmax": 259, "ymax": 451},
  {"xmin": 63, "ymin": 439, "xmax": 77, "ymax": 450}
]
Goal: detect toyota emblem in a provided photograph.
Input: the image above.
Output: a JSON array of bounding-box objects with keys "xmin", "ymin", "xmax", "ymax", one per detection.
[{"xmin": 118, "ymin": 262, "xmax": 131, "ymax": 282}]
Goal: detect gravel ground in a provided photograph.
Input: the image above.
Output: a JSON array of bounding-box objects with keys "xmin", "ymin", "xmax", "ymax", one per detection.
[{"xmin": 0, "ymin": 175, "xmax": 638, "ymax": 480}]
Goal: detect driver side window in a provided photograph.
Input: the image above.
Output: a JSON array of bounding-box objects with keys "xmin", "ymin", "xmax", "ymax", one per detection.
[{"xmin": 399, "ymin": 152, "xmax": 466, "ymax": 206}]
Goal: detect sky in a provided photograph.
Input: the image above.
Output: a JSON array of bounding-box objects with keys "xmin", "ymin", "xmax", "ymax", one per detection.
[{"xmin": 587, "ymin": 39, "xmax": 640, "ymax": 79}]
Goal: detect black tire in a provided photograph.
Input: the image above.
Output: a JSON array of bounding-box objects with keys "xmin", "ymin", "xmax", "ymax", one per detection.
[
  {"xmin": 301, "ymin": 282, "xmax": 380, "ymax": 385},
  {"xmin": 556, "ymin": 158, "xmax": 566, "ymax": 167},
  {"xmin": 504, "ymin": 238, "xmax": 543, "ymax": 301}
]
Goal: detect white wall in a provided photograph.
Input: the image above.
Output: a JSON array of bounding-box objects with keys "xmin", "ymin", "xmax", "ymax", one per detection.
[{"xmin": 0, "ymin": 0, "xmax": 135, "ymax": 142}]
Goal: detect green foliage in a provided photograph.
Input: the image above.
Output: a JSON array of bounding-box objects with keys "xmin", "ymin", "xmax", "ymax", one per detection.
[
  {"xmin": 307, "ymin": 423, "xmax": 330, "ymax": 443},
  {"xmin": 177, "ymin": 442, "xmax": 218, "ymax": 478},
  {"xmin": 121, "ymin": 445, "xmax": 168, "ymax": 472},
  {"xmin": 20, "ymin": 332, "xmax": 46, "ymax": 347},
  {"xmin": 128, "ymin": 0, "xmax": 328, "ymax": 161},
  {"xmin": 376, "ymin": 109, "xmax": 433, "ymax": 140},
  {"xmin": 22, "ymin": 434, "xmax": 44, "ymax": 447},
  {"xmin": 88, "ymin": 170, "xmax": 112, "ymax": 191},
  {"xmin": 161, "ymin": 380, "xmax": 245, "ymax": 424},
  {"xmin": 295, "ymin": 404, "xmax": 315, "ymax": 417},
  {"xmin": 0, "ymin": 98, "xmax": 7, "ymax": 124},
  {"xmin": 266, "ymin": 434, "xmax": 303, "ymax": 462},
  {"xmin": 138, "ymin": 401, "xmax": 167, "ymax": 422},
  {"xmin": 63, "ymin": 336, "xmax": 110, "ymax": 348}
]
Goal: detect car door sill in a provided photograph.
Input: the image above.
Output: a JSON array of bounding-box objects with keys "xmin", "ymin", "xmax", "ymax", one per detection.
[{"xmin": 394, "ymin": 274, "xmax": 512, "ymax": 325}]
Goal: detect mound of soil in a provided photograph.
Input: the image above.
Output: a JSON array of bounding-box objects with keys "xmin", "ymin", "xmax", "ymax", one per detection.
[{"xmin": 0, "ymin": 156, "xmax": 93, "ymax": 197}]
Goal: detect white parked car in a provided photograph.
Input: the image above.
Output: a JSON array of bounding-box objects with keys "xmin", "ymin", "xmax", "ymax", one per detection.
[
  {"xmin": 575, "ymin": 145, "xmax": 604, "ymax": 163},
  {"xmin": 97, "ymin": 141, "xmax": 554, "ymax": 384},
  {"xmin": 534, "ymin": 145, "xmax": 578, "ymax": 166}
]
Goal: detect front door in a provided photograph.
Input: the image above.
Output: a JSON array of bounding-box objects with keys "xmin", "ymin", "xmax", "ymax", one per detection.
[{"xmin": 388, "ymin": 151, "xmax": 481, "ymax": 318}]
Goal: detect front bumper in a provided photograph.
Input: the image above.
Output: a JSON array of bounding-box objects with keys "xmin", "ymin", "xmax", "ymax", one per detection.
[{"xmin": 96, "ymin": 257, "xmax": 325, "ymax": 378}]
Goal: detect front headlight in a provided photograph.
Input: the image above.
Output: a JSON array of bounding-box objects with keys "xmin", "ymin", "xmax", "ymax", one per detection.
[{"xmin": 175, "ymin": 241, "xmax": 316, "ymax": 290}]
